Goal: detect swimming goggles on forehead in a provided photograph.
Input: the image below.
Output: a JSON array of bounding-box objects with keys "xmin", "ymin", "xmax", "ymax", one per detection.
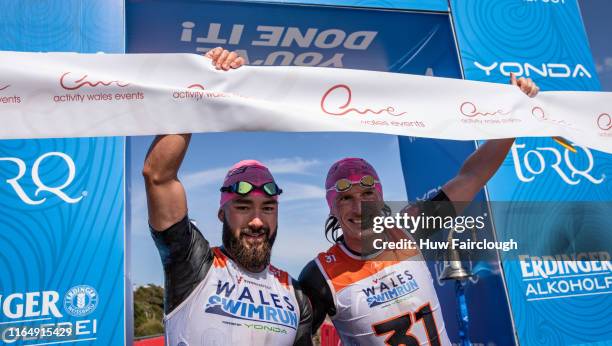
[
  {"xmin": 327, "ymin": 175, "xmax": 379, "ymax": 193},
  {"xmin": 220, "ymin": 181, "xmax": 283, "ymax": 196}
]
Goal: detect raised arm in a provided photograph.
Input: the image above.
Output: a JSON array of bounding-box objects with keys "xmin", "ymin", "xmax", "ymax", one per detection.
[
  {"xmin": 143, "ymin": 47, "xmax": 245, "ymax": 231},
  {"xmin": 442, "ymin": 74, "xmax": 539, "ymax": 205},
  {"xmin": 143, "ymin": 134, "xmax": 191, "ymax": 231}
]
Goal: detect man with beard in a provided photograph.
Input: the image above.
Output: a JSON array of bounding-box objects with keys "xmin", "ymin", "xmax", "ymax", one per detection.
[
  {"xmin": 143, "ymin": 48, "xmax": 313, "ymax": 346},
  {"xmin": 299, "ymin": 76, "xmax": 539, "ymax": 345}
]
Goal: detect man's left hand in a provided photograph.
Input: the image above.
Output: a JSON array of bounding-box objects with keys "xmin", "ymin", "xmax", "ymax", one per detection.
[
  {"xmin": 511, "ymin": 72, "xmax": 539, "ymax": 97},
  {"xmin": 205, "ymin": 47, "xmax": 245, "ymax": 71}
]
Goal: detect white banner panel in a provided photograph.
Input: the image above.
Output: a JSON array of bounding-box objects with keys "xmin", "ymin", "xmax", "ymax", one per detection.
[{"xmin": 0, "ymin": 52, "xmax": 610, "ymax": 153}]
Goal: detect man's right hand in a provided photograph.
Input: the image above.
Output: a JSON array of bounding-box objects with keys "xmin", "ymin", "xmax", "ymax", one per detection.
[{"xmin": 205, "ymin": 47, "xmax": 245, "ymax": 71}]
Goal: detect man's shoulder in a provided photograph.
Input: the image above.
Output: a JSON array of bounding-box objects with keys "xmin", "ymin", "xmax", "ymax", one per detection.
[
  {"xmin": 152, "ymin": 216, "xmax": 215, "ymax": 315},
  {"xmin": 314, "ymin": 243, "xmax": 345, "ymax": 266},
  {"xmin": 268, "ymin": 263, "xmax": 294, "ymax": 289},
  {"xmin": 298, "ymin": 259, "xmax": 323, "ymax": 284},
  {"xmin": 150, "ymin": 215, "xmax": 212, "ymax": 260},
  {"xmin": 302, "ymin": 244, "xmax": 358, "ymax": 285}
]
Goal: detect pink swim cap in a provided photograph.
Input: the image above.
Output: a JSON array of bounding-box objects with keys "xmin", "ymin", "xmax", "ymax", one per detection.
[
  {"xmin": 220, "ymin": 160, "xmax": 278, "ymax": 207},
  {"xmin": 325, "ymin": 158, "xmax": 383, "ymax": 210}
]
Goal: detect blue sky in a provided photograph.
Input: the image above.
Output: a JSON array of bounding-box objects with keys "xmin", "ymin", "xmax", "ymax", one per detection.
[{"xmin": 129, "ymin": 133, "xmax": 408, "ymax": 285}]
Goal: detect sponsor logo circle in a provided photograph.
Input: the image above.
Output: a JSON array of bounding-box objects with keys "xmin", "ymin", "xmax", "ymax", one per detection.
[
  {"xmin": 64, "ymin": 285, "xmax": 98, "ymax": 317},
  {"xmin": 598, "ymin": 113, "xmax": 611, "ymax": 131}
]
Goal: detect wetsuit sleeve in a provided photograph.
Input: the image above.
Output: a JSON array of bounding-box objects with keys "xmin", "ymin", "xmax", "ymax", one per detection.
[
  {"xmin": 150, "ymin": 215, "xmax": 213, "ymax": 314},
  {"xmin": 401, "ymin": 190, "xmax": 456, "ymax": 219},
  {"xmin": 298, "ymin": 260, "xmax": 336, "ymax": 333},
  {"xmin": 426, "ymin": 189, "xmax": 457, "ymax": 218},
  {"xmin": 292, "ymin": 279, "xmax": 314, "ymax": 346},
  {"xmin": 400, "ymin": 190, "xmax": 456, "ymax": 242}
]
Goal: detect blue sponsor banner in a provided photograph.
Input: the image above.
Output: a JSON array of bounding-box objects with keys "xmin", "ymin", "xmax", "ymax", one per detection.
[
  {"xmin": 230, "ymin": 0, "xmax": 449, "ymax": 12},
  {"xmin": 0, "ymin": 139, "xmax": 125, "ymax": 345},
  {"xmin": 452, "ymin": 0, "xmax": 612, "ymax": 344},
  {"xmin": 127, "ymin": 0, "xmax": 458, "ymax": 74},
  {"xmin": 0, "ymin": 1, "xmax": 126, "ymax": 345},
  {"xmin": 0, "ymin": 0, "xmax": 124, "ymax": 54}
]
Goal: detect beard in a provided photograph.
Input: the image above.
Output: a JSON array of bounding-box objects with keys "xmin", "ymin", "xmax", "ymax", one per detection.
[{"xmin": 222, "ymin": 219, "xmax": 277, "ymax": 272}]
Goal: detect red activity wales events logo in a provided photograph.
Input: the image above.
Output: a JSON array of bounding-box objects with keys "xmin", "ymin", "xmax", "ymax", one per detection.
[
  {"xmin": 321, "ymin": 84, "xmax": 406, "ymax": 116},
  {"xmin": 172, "ymin": 83, "xmax": 244, "ymax": 101},
  {"xmin": 459, "ymin": 102, "xmax": 510, "ymax": 117},
  {"xmin": 320, "ymin": 84, "xmax": 424, "ymax": 129},
  {"xmin": 458, "ymin": 101, "xmax": 518, "ymax": 125},
  {"xmin": 59, "ymin": 72, "xmax": 130, "ymax": 90},
  {"xmin": 597, "ymin": 113, "xmax": 611, "ymax": 137},
  {"xmin": 531, "ymin": 106, "xmax": 573, "ymax": 127},
  {"xmin": 54, "ymin": 71, "xmax": 143, "ymax": 103}
]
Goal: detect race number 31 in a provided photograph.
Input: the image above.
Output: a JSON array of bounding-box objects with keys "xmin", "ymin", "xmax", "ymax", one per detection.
[{"xmin": 372, "ymin": 303, "xmax": 441, "ymax": 346}]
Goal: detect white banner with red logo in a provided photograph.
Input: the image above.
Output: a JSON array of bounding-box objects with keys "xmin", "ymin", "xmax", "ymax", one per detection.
[{"xmin": 0, "ymin": 52, "xmax": 610, "ymax": 153}]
